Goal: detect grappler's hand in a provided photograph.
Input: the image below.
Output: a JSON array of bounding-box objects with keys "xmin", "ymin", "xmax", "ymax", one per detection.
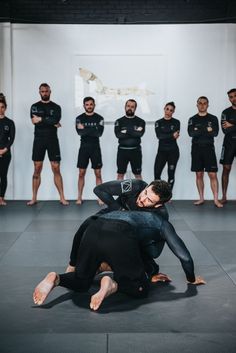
[
  {"xmin": 151, "ymin": 273, "xmax": 172, "ymax": 283},
  {"xmin": 187, "ymin": 276, "xmax": 206, "ymax": 285}
]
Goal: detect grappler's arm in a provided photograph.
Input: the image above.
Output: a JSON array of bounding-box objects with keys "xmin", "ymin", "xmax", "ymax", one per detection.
[
  {"xmin": 160, "ymin": 220, "xmax": 205, "ymax": 284},
  {"xmin": 94, "ymin": 179, "xmax": 147, "ymax": 210}
]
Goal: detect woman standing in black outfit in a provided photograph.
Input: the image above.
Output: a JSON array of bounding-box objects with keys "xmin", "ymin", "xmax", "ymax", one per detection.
[
  {"xmin": 154, "ymin": 102, "xmax": 180, "ymax": 191},
  {"xmin": 0, "ymin": 94, "xmax": 15, "ymax": 205}
]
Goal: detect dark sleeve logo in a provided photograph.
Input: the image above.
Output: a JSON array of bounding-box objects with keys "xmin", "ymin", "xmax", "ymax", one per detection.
[{"xmin": 121, "ymin": 179, "xmax": 132, "ymax": 193}]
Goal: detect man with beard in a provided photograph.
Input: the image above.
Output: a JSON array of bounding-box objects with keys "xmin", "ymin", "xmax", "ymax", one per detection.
[
  {"xmin": 33, "ymin": 207, "xmax": 206, "ymax": 309},
  {"xmin": 75, "ymin": 97, "xmax": 104, "ymax": 204},
  {"xmin": 27, "ymin": 83, "xmax": 68, "ymax": 205},
  {"xmin": 115, "ymin": 99, "xmax": 145, "ymax": 180},
  {"xmin": 66, "ymin": 179, "xmax": 170, "ymax": 281},
  {"xmin": 220, "ymin": 88, "xmax": 236, "ymax": 203}
]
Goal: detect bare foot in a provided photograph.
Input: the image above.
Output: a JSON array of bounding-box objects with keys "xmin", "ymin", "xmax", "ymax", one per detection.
[
  {"xmin": 33, "ymin": 272, "xmax": 57, "ymax": 305},
  {"xmin": 214, "ymin": 200, "xmax": 223, "ymax": 208},
  {"xmin": 194, "ymin": 200, "xmax": 205, "ymax": 206},
  {"xmin": 75, "ymin": 198, "xmax": 83, "ymax": 205},
  {"xmin": 65, "ymin": 264, "xmax": 75, "ymax": 273},
  {"xmin": 27, "ymin": 199, "xmax": 37, "ymax": 206},
  {"xmin": 60, "ymin": 199, "xmax": 69, "ymax": 206},
  {"xmin": 220, "ymin": 198, "xmax": 227, "ymax": 204},
  {"xmin": 90, "ymin": 276, "xmax": 118, "ymax": 311},
  {"xmin": 97, "ymin": 199, "xmax": 104, "ymax": 206},
  {"xmin": 0, "ymin": 198, "xmax": 7, "ymax": 206},
  {"xmin": 151, "ymin": 273, "xmax": 172, "ymax": 283}
]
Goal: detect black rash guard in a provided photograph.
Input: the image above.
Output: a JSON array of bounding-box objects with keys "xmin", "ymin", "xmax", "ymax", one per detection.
[
  {"xmin": 93, "ymin": 179, "xmax": 168, "ymax": 220},
  {"xmin": 188, "ymin": 113, "xmax": 219, "ymax": 145},
  {"xmin": 0, "ymin": 116, "xmax": 15, "ymax": 154},
  {"xmin": 221, "ymin": 107, "xmax": 236, "ymax": 142},
  {"xmin": 114, "ymin": 115, "xmax": 145, "ymax": 149},
  {"xmin": 75, "ymin": 112, "xmax": 104, "ymax": 145},
  {"xmin": 155, "ymin": 117, "xmax": 180, "ymax": 151},
  {"xmin": 30, "ymin": 101, "xmax": 61, "ymax": 138},
  {"xmin": 69, "ymin": 179, "xmax": 169, "ymax": 276},
  {"xmin": 101, "ymin": 211, "xmax": 195, "ymax": 283}
]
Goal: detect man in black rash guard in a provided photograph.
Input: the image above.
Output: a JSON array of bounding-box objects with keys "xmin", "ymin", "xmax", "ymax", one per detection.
[
  {"xmin": 188, "ymin": 96, "xmax": 222, "ymax": 208},
  {"xmin": 27, "ymin": 83, "xmax": 68, "ymax": 206},
  {"xmin": 75, "ymin": 97, "xmax": 104, "ymax": 205},
  {"xmin": 33, "ymin": 209, "xmax": 205, "ymax": 310},
  {"xmin": 66, "ymin": 179, "xmax": 169, "ymax": 280},
  {"xmin": 0, "ymin": 95, "xmax": 15, "ymax": 206},
  {"xmin": 220, "ymin": 88, "xmax": 236, "ymax": 203},
  {"xmin": 115, "ymin": 99, "xmax": 145, "ymax": 180},
  {"xmin": 154, "ymin": 102, "xmax": 180, "ymax": 191}
]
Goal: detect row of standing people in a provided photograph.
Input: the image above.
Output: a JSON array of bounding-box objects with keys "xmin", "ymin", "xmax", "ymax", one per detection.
[{"xmin": 0, "ymin": 85, "xmax": 236, "ymax": 206}]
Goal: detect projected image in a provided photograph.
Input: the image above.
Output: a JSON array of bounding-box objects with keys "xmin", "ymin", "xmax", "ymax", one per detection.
[{"xmin": 73, "ymin": 55, "xmax": 166, "ymax": 121}]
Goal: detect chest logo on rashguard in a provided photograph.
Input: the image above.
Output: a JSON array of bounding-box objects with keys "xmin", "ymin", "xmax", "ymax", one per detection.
[
  {"xmin": 121, "ymin": 179, "xmax": 132, "ymax": 193},
  {"xmin": 4, "ymin": 126, "xmax": 9, "ymax": 131}
]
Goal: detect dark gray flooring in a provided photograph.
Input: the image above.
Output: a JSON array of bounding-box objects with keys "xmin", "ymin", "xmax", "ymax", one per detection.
[{"xmin": 0, "ymin": 200, "xmax": 236, "ymax": 353}]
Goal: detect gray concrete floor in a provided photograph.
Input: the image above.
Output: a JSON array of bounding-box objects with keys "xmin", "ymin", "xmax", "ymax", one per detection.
[{"xmin": 0, "ymin": 200, "xmax": 236, "ymax": 353}]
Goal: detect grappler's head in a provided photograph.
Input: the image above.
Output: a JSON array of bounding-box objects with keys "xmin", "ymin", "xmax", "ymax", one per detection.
[{"xmin": 136, "ymin": 180, "xmax": 172, "ymax": 208}]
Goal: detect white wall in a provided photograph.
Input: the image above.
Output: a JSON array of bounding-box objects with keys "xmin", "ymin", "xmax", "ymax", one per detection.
[{"xmin": 1, "ymin": 23, "xmax": 236, "ymax": 200}]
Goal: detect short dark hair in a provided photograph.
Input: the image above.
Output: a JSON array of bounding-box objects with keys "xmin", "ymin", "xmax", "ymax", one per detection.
[
  {"xmin": 83, "ymin": 96, "xmax": 95, "ymax": 104},
  {"xmin": 39, "ymin": 83, "xmax": 50, "ymax": 90},
  {"xmin": 0, "ymin": 93, "xmax": 7, "ymax": 108},
  {"xmin": 165, "ymin": 101, "xmax": 175, "ymax": 109},
  {"xmin": 125, "ymin": 99, "xmax": 137, "ymax": 109},
  {"xmin": 149, "ymin": 180, "xmax": 172, "ymax": 203},
  {"xmin": 227, "ymin": 88, "xmax": 236, "ymax": 95},
  {"xmin": 197, "ymin": 96, "xmax": 209, "ymax": 103}
]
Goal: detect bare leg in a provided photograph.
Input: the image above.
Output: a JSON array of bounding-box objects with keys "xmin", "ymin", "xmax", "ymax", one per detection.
[
  {"xmin": 33, "ymin": 272, "xmax": 58, "ymax": 305},
  {"xmin": 65, "ymin": 265, "xmax": 75, "ymax": 273},
  {"xmin": 90, "ymin": 275, "xmax": 118, "ymax": 311},
  {"xmin": 117, "ymin": 173, "xmax": 125, "ymax": 180},
  {"xmin": 208, "ymin": 172, "xmax": 223, "ymax": 208},
  {"xmin": 221, "ymin": 165, "xmax": 231, "ymax": 203},
  {"xmin": 194, "ymin": 171, "xmax": 205, "ymax": 205},
  {"xmin": 51, "ymin": 162, "xmax": 69, "ymax": 205},
  {"xmin": 134, "ymin": 174, "xmax": 142, "ymax": 180},
  {"xmin": 94, "ymin": 168, "xmax": 104, "ymax": 205},
  {"xmin": 76, "ymin": 168, "xmax": 86, "ymax": 204},
  {"xmin": 27, "ymin": 161, "xmax": 43, "ymax": 205}
]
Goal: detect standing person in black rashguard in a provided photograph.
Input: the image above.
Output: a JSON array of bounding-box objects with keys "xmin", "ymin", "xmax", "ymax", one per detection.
[
  {"xmin": 115, "ymin": 99, "xmax": 145, "ymax": 180},
  {"xmin": 220, "ymin": 88, "xmax": 236, "ymax": 203},
  {"xmin": 75, "ymin": 97, "xmax": 104, "ymax": 205},
  {"xmin": 0, "ymin": 94, "xmax": 15, "ymax": 206},
  {"xmin": 188, "ymin": 96, "xmax": 222, "ymax": 208},
  {"xmin": 154, "ymin": 102, "xmax": 180, "ymax": 191},
  {"xmin": 27, "ymin": 83, "xmax": 68, "ymax": 206}
]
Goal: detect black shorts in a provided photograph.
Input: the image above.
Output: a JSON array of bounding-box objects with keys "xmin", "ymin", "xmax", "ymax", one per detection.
[
  {"xmin": 117, "ymin": 147, "xmax": 142, "ymax": 175},
  {"xmin": 77, "ymin": 144, "xmax": 102, "ymax": 169},
  {"xmin": 220, "ymin": 138, "xmax": 236, "ymax": 165},
  {"xmin": 191, "ymin": 144, "xmax": 218, "ymax": 172},
  {"xmin": 32, "ymin": 137, "xmax": 61, "ymax": 162}
]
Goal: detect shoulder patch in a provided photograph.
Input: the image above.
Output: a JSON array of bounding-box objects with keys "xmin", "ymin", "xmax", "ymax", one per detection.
[{"xmin": 121, "ymin": 179, "xmax": 132, "ymax": 193}]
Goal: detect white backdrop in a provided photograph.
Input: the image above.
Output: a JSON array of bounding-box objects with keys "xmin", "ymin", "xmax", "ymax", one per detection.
[{"xmin": 0, "ymin": 23, "xmax": 236, "ymax": 200}]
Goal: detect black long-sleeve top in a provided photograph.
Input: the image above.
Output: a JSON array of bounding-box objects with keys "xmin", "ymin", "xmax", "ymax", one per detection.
[
  {"xmin": 0, "ymin": 116, "xmax": 15, "ymax": 154},
  {"xmin": 101, "ymin": 210, "xmax": 195, "ymax": 283},
  {"xmin": 114, "ymin": 115, "xmax": 145, "ymax": 148},
  {"xmin": 30, "ymin": 101, "xmax": 61, "ymax": 138},
  {"xmin": 188, "ymin": 113, "xmax": 219, "ymax": 145},
  {"xmin": 94, "ymin": 179, "xmax": 169, "ymax": 220},
  {"xmin": 155, "ymin": 117, "xmax": 180, "ymax": 151},
  {"xmin": 75, "ymin": 112, "xmax": 104, "ymax": 145},
  {"xmin": 221, "ymin": 107, "xmax": 236, "ymax": 142}
]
